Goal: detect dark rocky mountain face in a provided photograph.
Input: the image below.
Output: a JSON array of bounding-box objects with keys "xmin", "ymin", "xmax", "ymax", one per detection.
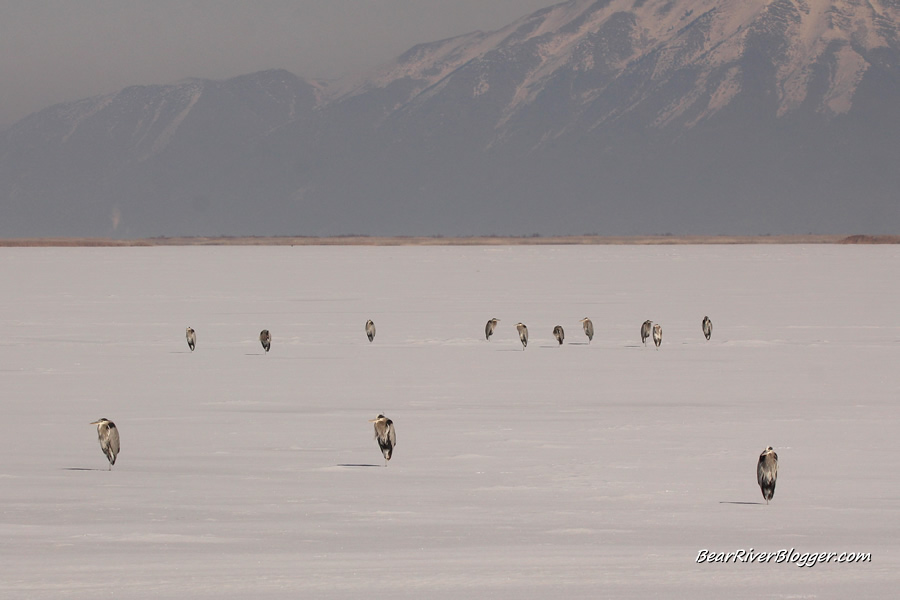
[{"xmin": 1, "ymin": 0, "xmax": 899, "ymax": 237}]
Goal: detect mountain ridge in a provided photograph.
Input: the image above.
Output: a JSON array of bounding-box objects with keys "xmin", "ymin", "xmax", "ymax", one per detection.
[{"xmin": 1, "ymin": 0, "xmax": 898, "ymax": 237}]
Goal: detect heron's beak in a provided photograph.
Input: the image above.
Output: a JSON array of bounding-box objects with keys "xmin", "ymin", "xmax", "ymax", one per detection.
[{"xmin": 90, "ymin": 421, "xmax": 101, "ymax": 425}]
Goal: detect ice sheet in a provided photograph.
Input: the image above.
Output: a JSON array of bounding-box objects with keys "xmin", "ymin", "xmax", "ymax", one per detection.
[{"xmin": 0, "ymin": 245, "xmax": 897, "ymax": 598}]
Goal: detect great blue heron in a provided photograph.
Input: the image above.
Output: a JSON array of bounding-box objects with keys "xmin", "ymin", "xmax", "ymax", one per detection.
[
  {"xmin": 641, "ymin": 320, "xmax": 652, "ymax": 345},
  {"xmin": 702, "ymin": 316, "xmax": 712, "ymax": 340},
  {"xmin": 652, "ymin": 323, "xmax": 662, "ymax": 349},
  {"xmin": 90, "ymin": 418, "xmax": 120, "ymax": 470},
  {"xmin": 553, "ymin": 325, "xmax": 565, "ymax": 345},
  {"xmin": 516, "ymin": 323, "xmax": 528, "ymax": 350},
  {"xmin": 485, "ymin": 318, "xmax": 500, "ymax": 341},
  {"xmin": 757, "ymin": 446, "xmax": 778, "ymax": 504},
  {"xmin": 185, "ymin": 327, "xmax": 196, "ymax": 351},
  {"xmin": 370, "ymin": 414, "xmax": 396, "ymax": 466},
  {"xmin": 366, "ymin": 320, "xmax": 376, "ymax": 343},
  {"xmin": 259, "ymin": 329, "xmax": 271, "ymax": 353},
  {"xmin": 580, "ymin": 317, "xmax": 594, "ymax": 343}
]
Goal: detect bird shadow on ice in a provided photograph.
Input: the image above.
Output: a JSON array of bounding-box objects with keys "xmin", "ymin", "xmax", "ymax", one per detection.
[
  {"xmin": 719, "ymin": 501, "xmax": 766, "ymax": 505},
  {"xmin": 337, "ymin": 463, "xmax": 383, "ymax": 468}
]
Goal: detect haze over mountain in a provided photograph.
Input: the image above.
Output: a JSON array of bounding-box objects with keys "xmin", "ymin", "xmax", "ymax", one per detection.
[{"xmin": 1, "ymin": 0, "xmax": 898, "ymax": 238}]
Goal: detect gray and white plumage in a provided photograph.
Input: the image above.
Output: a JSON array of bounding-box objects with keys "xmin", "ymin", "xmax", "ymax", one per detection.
[
  {"xmin": 370, "ymin": 414, "xmax": 396, "ymax": 466},
  {"xmin": 757, "ymin": 446, "xmax": 778, "ymax": 504},
  {"xmin": 580, "ymin": 317, "xmax": 593, "ymax": 343},
  {"xmin": 652, "ymin": 323, "xmax": 662, "ymax": 349},
  {"xmin": 366, "ymin": 320, "xmax": 376, "ymax": 343},
  {"xmin": 702, "ymin": 316, "xmax": 712, "ymax": 341},
  {"xmin": 186, "ymin": 327, "xmax": 196, "ymax": 351},
  {"xmin": 259, "ymin": 329, "xmax": 271, "ymax": 353},
  {"xmin": 641, "ymin": 320, "xmax": 653, "ymax": 345},
  {"xmin": 553, "ymin": 325, "xmax": 565, "ymax": 345},
  {"xmin": 485, "ymin": 318, "xmax": 500, "ymax": 341},
  {"xmin": 90, "ymin": 418, "xmax": 120, "ymax": 470},
  {"xmin": 516, "ymin": 322, "xmax": 528, "ymax": 350}
]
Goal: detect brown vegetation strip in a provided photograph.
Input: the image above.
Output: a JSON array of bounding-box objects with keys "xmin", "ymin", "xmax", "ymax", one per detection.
[{"xmin": 0, "ymin": 235, "xmax": 896, "ymax": 247}]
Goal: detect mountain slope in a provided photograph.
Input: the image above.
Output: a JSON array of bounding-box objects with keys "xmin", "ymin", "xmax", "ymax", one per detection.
[
  {"xmin": 339, "ymin": 0, "xmax": 898, "ymax": 129},
  {"xmin": 0, "ymin": 70, "xmax": 320, "ymax": 236}
]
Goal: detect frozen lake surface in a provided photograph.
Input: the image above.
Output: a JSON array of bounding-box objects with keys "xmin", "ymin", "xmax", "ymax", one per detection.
[{"xmin": 1, "ymin": 244, "xmax": 898, "ymax": 598}]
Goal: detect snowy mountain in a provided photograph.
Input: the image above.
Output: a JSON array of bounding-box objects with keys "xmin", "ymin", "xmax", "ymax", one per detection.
[
  {"xmin": 378, "ymin": 0, "xmax": 898, "ymax": 118},
  {"xmin": 1, "ymin": 0, "xmax": 898, "ymax": 237},
  {"xmin": 340, "ymin": 0, "xmax": 897, "ymax": 126}
]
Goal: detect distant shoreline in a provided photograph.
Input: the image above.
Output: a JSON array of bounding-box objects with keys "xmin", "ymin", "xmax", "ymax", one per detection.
[{"xmin": 0, "ymin": 234, "xmax": 897, "ymax": 247}]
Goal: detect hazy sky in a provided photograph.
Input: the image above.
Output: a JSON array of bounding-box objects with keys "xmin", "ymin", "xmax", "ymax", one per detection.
[{"xmin": 0, "ymin": 0, "xmax": 555, "ymax": 128}]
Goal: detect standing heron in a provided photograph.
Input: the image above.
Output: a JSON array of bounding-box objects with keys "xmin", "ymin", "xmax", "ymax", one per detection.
[
  {"xmin": 580, "ymin": 317, "xmax": 594, "ymax": 343},
  {"xmin": 259, "ymin": 329, "xmax": 271, "ymax": 353},
  {"xmin": 652, "ymin": 323, "xmax": 662, "ymax": 349},
  {"xmin": 90, "ymin": 418, "xmax": 120, "ymax": 470},
  {"xmin": 553, "ymin": 325, "xmax": 565, "ymax": 345},
  {"xmin": 370, "ymin": 414, "xmax": 396, "ymax": 466},
  {"xmin": 485, "ymin": 318, "xmax": 500, "ymax": 341},
  {"xmin": 185, "ymin": 327, "xmax": 196, "ymax": 351},
  {"xmin": 757, "ymin": 446, "xmax": 778, "ymax": 504},
  {"xmin": 366, "ymin": 320, "xmax": 376, "ymax": 343},
  {"xmin": 516, "ymin": 323, "xmax": 529, "ymax": 350},
  {"xmin": 702, "ymin": 316, "xmax": 712, "ymax": 340},
  {"xmin": 641, "ymin": 320, "xmax": 653, "ymax": 345}
]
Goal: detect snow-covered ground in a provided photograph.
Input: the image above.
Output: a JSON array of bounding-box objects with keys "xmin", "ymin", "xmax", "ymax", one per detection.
[{"xmin": 1, "ymin": 245, "xmax": 898, "ymax": 598}]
